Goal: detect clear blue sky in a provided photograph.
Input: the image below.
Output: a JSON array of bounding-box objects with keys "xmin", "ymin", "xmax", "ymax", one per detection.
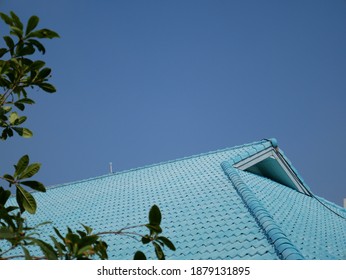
[{"xmin": 1, "ymin": 0, "xmax": 345, "ymax": 206}]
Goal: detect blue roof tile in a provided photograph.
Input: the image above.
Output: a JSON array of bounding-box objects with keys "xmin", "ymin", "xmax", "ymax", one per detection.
[
  {"xmin": 240, "ymin": 170, "xmax": 346, "ymax": 259},
  {"xmin": 3, "ymin": 139, "xmax": 345, "ymax": 260},
  {"xmin": 221, "ymin": 162, "xmax": 305, "ymax": 259}
]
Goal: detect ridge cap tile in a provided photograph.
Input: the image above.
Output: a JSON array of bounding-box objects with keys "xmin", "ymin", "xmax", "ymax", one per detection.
[{"xmin": 221, "ymin": 161, "xmax": 305, "ymax": 260}]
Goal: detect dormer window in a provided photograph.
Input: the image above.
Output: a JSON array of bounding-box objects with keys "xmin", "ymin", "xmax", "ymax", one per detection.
[{"xmin": 233, "ymin": 146, "xmax": 311, "ymax": 196}]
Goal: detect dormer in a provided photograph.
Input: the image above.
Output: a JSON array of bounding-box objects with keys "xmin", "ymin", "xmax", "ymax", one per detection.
[{"xmin": 233, "ymin": 139, "xmax": 311, "ymax": 196}]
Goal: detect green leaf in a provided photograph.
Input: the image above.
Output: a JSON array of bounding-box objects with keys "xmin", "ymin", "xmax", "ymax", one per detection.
[
  {"xmin": 5, "ymin": 206, "xmax": 19, "ymax": 213},
  {"xmin": 31, "ymin": 238, "xmax": 58, "ymax": 260},
  {"xmin": 0, "ymin": 228, "xmax": 16, "ymax": 239},
  {"xmin": 27, "ymin": 29, "xmax": 60, "ymax": 39},
  {"xmin": 17, "ymin": 98, "xmax": 35, "ymax": 105},
  {"xmin": 10, "ymin": 26, "xmax": 23, "ymax": 38},
  {"xmin": 21, "ymin": 88, "xmax": 28, "ymax": 98},
  {"xmin": 3, "ymin": 36, "xmax": 14, "ymax": 50},
  {"xmin": 77, "ymin": 230, "xmax": 86, "ymax": 238},
  {"xmin": 34, "ymin": 221, "xmax": 52, "ymax": 229},
  {"xmin": 16, "ymin": 44, "xmax": 35, "ymax": 56},
  {"xmin": 145, "ymin": 224, "xmax": 162, "ymax": 234},
  {"xmin": 13, "ymin": 127, "xmax": 33, "ymax": 138},
  {"xmin": 22, "ymin": 128, "xmax": 33, "ymax": 138},
  {"xmin": 37, "ymin": 68, "xmax": 51, "ymax": 80},
  {"xmin": 2, "ymin": 106, "xmax": 12, "ymax": 113},
  {"xmin": 77, "ymin": 245, "xmax": 93, "ymax": 256},
  {"xmin": 73, "ymin": 243, "xmax": 78, "ymax": 255},
  {"xmin": 16, "ymin": 185, "xmax": 37, "ymax": 214},
  {"xmin": 133, "ymin": 251, "xmax": 147, "ymax": 260},
  {"xmin": 53, "ymin": 227, "xmax": 65, "ymax": 242},
  {"xmin": 50, "ymin": 235, "xmax": 64, "ymax": 257},
  {"xmin": 0, "ymin": 13, "xmax": 13, "ymax": 25},
  {"xmin": 15, "ymin": 154, "xmax": 30, "ymax": 177},
  {"xmin": 25, "ymin": 15, "xmax": 39, "ymax": 35},
  {"xmin": 38, "ymin": 82, "xmax": 56, "ymax": 93},
  {"xmin": 94, "ymin": 241, "xmax": 108, "ymax": 260},
  {"xmin": 42, "ymin": 29, "xmax": 60, "ymax": 39},
  {"xmin": 3, "ymin": 174, "xmax": 15, "ymax": 185},
  {"xmin": 0, "ymin": 48, "xmax": 7, "ymax": 58},
  {"xmin": 81, "ymin": 224, "xmax": 93, "ymax": 235},
  {"xmin": 21, "ymin": 246, "xmax": 33, "ymax": 260},
  {"xmin": 1, "ymin": 128, "xmax": 12, "ymax": 140},
  {"xmin": 30, "ymin": 60, "xmax": 45, "ymax": 70},
  {"xmin": 157, "ymin": 236, "xmax": 176, "ymax": 251},
  {"xmin": 147, "ymin": 225, "xmax": 163, "ymax": 235},
  {"xmin": 7, "ymin": 127, "xmax": 14, "ymax": 138},
  {"xmin": 3, "ymin": 174, "xmax": 14, "ymax": 181},
  {"xmin": 28, "ymin": 39, "xmax": 46, "ymax": 54},
  {"xmin": 0, "ymin": 77, "xmax": 11, "ymax": 88},
  {"xmin": 21, "ymin": 180, "xmax": 46, "ymax": 192},
  {"xmin": 141, "ymin": 235, "xmax": 151, "ymax": 244},
  {"xmin": 14, "ymin": 116, "xmax": 27, "ymax": 125},
  {"xmin": 9, "ymin": 112, "xmax": 19, "ymax": 125},
  {"xmin": 80, "ymin": 235, "xmax": 99, "ymax": 247},
  {"xmin": 0, "ymin": 61, "xmax": 9, "ymax": 74},
  {"xmin": 153, "ymin": 242, "xmax": 165, "ymax": 260},
  {"xmin": 19, "ymin": 163, "xmax": 41, "ymax": 179},
  {"xmin": 14, "ymin": 102, "xmax": 25, "ymax": 111},
  {"xmin": 0, "ymin": 187, "xmax": 11, "ymax": 205},
  {"xmin": 10, "ymin": 11, "xmax": 23, "ymax": 31},
  {"xmin": 148, "ymin": 204, "xmax": 161, "ymax": 226},
  {"xmin": 21, "ymin": 57, "xmax": 33, "ymax": 67}
]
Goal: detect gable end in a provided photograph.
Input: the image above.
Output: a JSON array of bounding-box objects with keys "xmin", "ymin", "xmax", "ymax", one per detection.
[{"xmin": 233, "ymin": 141, "xmax": 311, "ymax": 196}]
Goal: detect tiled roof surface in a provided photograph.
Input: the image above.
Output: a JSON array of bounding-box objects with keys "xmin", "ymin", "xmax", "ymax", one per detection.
[
  {"xmin": 4, "ymin": 139, "xmax": 346, "ymax": 259},
  {"xmin": 221, "ymin": 162, "xmax": 305, "ymax": 260},
  {"xmin": 240, "ymin": 171, "xmax": 346, "ymax": 259}
]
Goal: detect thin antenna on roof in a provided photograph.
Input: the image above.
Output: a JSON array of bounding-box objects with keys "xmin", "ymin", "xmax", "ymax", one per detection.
[{"xmin": 109, "ymin": 162, "xmax": 113, "ymax": 173}]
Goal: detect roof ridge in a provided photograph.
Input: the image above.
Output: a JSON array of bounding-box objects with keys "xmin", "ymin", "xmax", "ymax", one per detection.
[
  {"xmin": 45, "ymin": 139, "xmax": 270, "ymax": 192},
  {"xmin": 221, "ymin": 161, "xmax": 305, "ymax": 260}
]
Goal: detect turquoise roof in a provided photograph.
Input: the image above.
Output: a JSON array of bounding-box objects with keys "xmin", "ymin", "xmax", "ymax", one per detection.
[{"xmin": 4, "ymin": 139, "xmax": 346, "ymax": 259}]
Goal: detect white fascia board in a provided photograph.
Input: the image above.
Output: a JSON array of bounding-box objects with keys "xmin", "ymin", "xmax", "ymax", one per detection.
[
  {"xmin": 274, "ymin": 152, "xmax": 311, "ymax": 195},
  {"xmin": 233, "ymin": 147, "xmax": 275, "ymax": 170},
  {"xmin": 233, "ymin": 147, "xmax": 311, "ymax": 196}
]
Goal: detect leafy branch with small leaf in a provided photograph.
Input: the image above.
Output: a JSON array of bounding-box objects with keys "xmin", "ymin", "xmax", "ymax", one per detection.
[{"xmin": 0, "ymin": 11, "xmax": 175, "ymax": 260}]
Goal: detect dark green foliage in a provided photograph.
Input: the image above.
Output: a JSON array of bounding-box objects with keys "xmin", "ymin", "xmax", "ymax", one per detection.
[
  {"xmin": 134, "ymin": 251, "xmax": 147, "ymax": 260},
  {"xmin": 2, "ymin": 154, "xmax": 44, "ymax": 214},
  {"xmin": 0, "ymin": 10, "xmax": 58, "ymax": 218},
  {"xmin": 25, "ymin": 16, "xmax": 39, "ymax": 35},
  {"xmin": 140, "ymin": 205, "xmax": 176, "ymax": 260},
  {"xmin": 50, "ymin": 226, "xmax": 108, "ymax": 260},
  {"xmin": 149, "ymin": 204, "xmax": 162, "ymax": 225},
  {"xmin": 0, "ymin": 11, "xmax": 58, "ymax": 141},
  {"xmin": 157, "ymin": 236, "xmax": 176, "ymax": 251}
]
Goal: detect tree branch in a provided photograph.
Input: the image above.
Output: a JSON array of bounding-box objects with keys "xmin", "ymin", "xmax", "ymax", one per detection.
[
  {"xmin": 0, "ymin": 254, "xmax": 47, "ymax": 260},
  {"xmin": 0, "ymin": 245, "xmax": 16, "ymax": 258},
  {"xmin": 95, "ymin": 224, "xmax": 146, "ymax": 236}
]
